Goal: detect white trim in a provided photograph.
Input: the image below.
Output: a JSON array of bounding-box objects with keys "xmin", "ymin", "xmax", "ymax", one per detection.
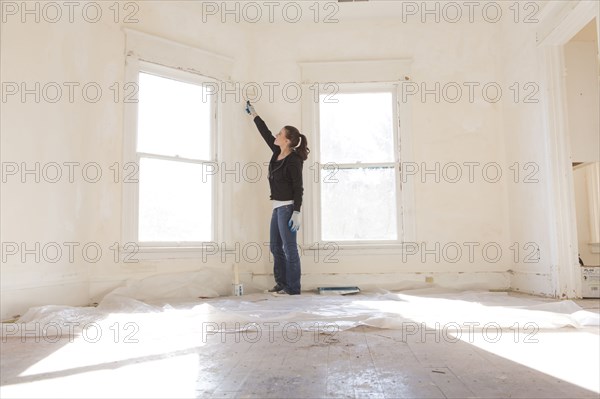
[
  {"xmin": 397, "ymin": 82, "xmax": 416, "ymax": 243},
  {"xmin": 537, "ymin": 1, "xmax": 598, "ymax": 46},
  {"xmin": 299, "ymin": 59, "xmax": 413, "ymax": 84},
  {"xmin": 138, "ymin": 60, "xmax": 222, "ymax": 88},
  {"xmin": 123, "ymin": 28, "xmax": 234, "ymax": 82},
  {"xmin": 122, "ymin": 56, "xmax": 140, "ymax": 249},
  {"xmin": 125, "ymin": 242, "xmax": 430, "ymax": 261},
  {"xmin": 136, "ymin": 152, "xmax": 212, "ymax": 165},
  {"xmin": 121, "ymin": 244, "xmax": 224, "ymax": 261},
  {"xmin": 302, "ymin": 84, "xmax": 321, "ymax": 246},
  {"xmin": 536, "ymin": 0, "xmax": 599, "ymax": 298},
  {"xmin": 540, "ymin": 45, "xmax": 581, "ymax": 298},
  {"xmin": 392, "ymin": 86, "xmax": 403, "ymax": 242}
]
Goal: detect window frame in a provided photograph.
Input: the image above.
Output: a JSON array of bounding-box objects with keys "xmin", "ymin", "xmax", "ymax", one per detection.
[
  {"xmin": 302, "ymin": 82, "xmax": 416, "ymax": 252},
  {"xmin": 121, "ymin": 30, "xmax": 231, "ymax": 260}
]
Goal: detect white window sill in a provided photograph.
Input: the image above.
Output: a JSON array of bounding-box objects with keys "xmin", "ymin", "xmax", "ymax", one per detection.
[
  {"xmin": 118, "ymin": 244, "xmax": 230, "ymax": 261},
  {"xmin": 116, "ymin": 242, "xmax": 415, "ymax": 261}
]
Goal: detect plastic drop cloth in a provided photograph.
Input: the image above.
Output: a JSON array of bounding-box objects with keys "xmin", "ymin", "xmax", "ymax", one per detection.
[{"xmin": 2, "ymin": 270, "xmax": 599, "ymax": 340}]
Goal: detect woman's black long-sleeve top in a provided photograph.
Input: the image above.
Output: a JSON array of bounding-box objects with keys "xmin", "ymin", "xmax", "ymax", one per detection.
[{"xmin": 253, "ymin": 116, "xmax": 304, "ymax": 212}]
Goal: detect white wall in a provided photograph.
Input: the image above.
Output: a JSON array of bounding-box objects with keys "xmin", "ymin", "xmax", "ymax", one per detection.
[
  {"xmin": 0, "ymin": 2, "xmax": 252, "ymax": 319},
  {"xmin": 488, "ymin": 2, "xmax": 560, "ymax": 296},
  {"xmin": 573, "ymin": 163, "xmax": 600, "ymax": 266},
  {"xmin": 244, "ymin": 15, "xmax": 510, "ymax": 287},
  {"xmin": 565, "ymin": 41, "xmax": 600, "ymax": 162},
  {"xmin": 2, "ymin": 1, "xmax": 563, "ymax": 319}
]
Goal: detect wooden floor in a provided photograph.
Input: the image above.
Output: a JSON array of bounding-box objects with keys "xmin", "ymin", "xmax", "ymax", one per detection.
[{"xmin": 1, "ymin": 296, "xmax": 599, "ymax": 398}]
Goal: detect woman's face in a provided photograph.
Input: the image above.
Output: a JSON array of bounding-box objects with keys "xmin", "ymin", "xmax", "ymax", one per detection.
[{"xmin": 274, "ymin": 128, "xmax": 290, "ymax": 149}]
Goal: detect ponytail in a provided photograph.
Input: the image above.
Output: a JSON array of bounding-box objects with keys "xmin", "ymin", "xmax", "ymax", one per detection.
[{"xmin": 284, "ymin": 126, "xmax": 310, "ymax": 161}]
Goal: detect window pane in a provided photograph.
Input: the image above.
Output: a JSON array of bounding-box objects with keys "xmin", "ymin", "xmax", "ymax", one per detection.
[
  {"xmin": 138, "ymin": 157, "xmax": 211, "ymax": 242},
  {"xmin": 319, "ymin": 92, "xmax": 394, "ymax": 163},
  {"xmin": 321, "ymin": 167, "xmax": 397, "ymax": 241},
  {"xmin": 137, "ymin": 72, "xmax": 212, "ymax": 160}
]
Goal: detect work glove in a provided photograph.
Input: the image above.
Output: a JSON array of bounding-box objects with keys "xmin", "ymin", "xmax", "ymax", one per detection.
[
  {"xmin": 288, "ymin": 211, "xmax": 301, "ymax": 232},
  {"xmin": 245, "ymin": 101, "xmax": 256, "ymax": 116}
]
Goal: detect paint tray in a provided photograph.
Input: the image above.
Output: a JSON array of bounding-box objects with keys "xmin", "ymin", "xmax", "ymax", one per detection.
[{"xmin": 317, "ymin": 286, "xmax": 360, "ymax": 295}]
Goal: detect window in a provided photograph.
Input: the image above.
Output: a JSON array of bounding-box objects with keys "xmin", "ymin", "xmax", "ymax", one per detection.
[
  {"xmin": 314, "ymin": 87, "xmax": 404, "ymax": 244},
  {"xmin": 121, "ymin": 30, "xmax": 234, "ymax": 258},
  {"xmin": 136, "ymin": 71, "xmax": 215, "ymax": 243},
  {"xmin": 299, "ymin": 59, "xmax": 414, "ymax": 249},
  {"xmin": 129, "ymin": 63, "xmax": 217, "ymax": 246}
]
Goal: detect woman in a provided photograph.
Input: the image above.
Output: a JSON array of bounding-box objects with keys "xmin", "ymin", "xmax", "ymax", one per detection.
[{"xmin": 246, "ymin": 102, "xmax": 310, "ymax": 296}]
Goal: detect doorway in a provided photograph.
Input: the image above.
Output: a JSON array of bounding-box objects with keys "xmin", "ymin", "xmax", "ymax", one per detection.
[
  {"xmin": 567, "ymin": 19, "xmax": 600, "ymax": 298},
  {"xmin": 538, "ymin": 2, "xmax": 599, "ymax": 298}
]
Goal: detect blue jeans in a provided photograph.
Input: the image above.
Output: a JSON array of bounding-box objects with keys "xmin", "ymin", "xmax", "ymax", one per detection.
[{"xmin": 269, "ymin": 204, "xmax": 301, "ymax": 294}]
